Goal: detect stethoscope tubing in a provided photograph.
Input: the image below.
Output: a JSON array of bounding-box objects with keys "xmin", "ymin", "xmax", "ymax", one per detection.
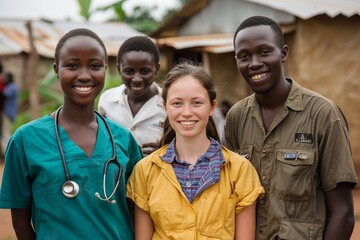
[
  {"xmin": 55, "ymin": 105, "xmax": 122, "ymax": 202},
  {"xmin": 55, "ymin": 106, "xmax": 71, "ymax": 182}
]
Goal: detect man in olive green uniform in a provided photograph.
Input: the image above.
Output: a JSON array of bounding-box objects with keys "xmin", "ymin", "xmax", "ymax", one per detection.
[{"xmin": 225, "ymin": 16, "xmax": 357, "ymax": 240}]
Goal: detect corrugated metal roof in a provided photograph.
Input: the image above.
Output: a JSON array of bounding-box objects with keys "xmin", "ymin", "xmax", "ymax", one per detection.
[
  {"xmin": 151, "ymin": 0, "xmax": 360, "ymax": 38},
  {"xmin": 247, "ymin": 0, "xmax": 360, "ymax": 19},
  {"xmin": 0, "ymin": 19, "xmax": 144, "ymax": 58},
  {"xmin": 152, "ymin": 0, "xmax": 359, "ymax": 54},
  {"xmin": 156, "ymin": 25, "xmax": 296, "ymax": 54},
  {"xmin": 156, "ymin": 34, "xmax": 233, "ymax": 50}
]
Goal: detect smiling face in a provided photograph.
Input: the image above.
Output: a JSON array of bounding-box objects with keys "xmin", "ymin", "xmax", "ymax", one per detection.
[
  {"xmin": 234, "ymin": 25, "xmax": 288, "ymax": 95},
  {"xmin": 164, "ymin": 75, "xmax": 216, "ymax": 140},
  {"xmin": 54, "ymin": 36, "xmax": 106, "ymax": 108},
  {"xmin": 118, "ymin": 51, "xmax": 159, "ymax": 99}
]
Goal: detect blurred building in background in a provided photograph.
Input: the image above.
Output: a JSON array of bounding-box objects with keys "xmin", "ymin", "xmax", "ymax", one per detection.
[{"xmin": 0, "ymin": 19, "xmax": 144, "ymax": 89}]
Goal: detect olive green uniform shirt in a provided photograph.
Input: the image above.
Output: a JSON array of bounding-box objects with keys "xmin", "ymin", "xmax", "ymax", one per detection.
[{"xmin": 225, "ymin": 79, "xmax": 357, "ymax": 240}]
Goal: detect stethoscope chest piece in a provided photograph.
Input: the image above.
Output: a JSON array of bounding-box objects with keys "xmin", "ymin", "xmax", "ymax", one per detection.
[
  {"xmin": 62, "ymin": 180, "xmax": 80, "ymax": 198},
  {"xmin": 55, "ymin": 106, "xmax": 120, "ymax": 203}
]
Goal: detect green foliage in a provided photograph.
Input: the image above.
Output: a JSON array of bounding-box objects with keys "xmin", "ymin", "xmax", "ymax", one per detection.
[
  {"xmin": 12, "ymin": 68, "xmax": 61, "ymax": 132},
  {"xmin": 12, "ymin": 66, "xmax": 122, "ymax": 133},
  {"xmin": 128, "ymin": 21, "xmax": 158, "ymax": 35},
  {"xmin": 75, "ymin": 0, "xmax": 185, "ymax": 34},
  {"xmin": 96, "ymin": 0, "xmax": 127, "ymax": 22},
  {"xmin": 126, "ymin": 5, "xmax": 160, "ymax": 34},
  {"xmin": 77, "ymin": 0, "xmax": 92, "ymax": 20}
]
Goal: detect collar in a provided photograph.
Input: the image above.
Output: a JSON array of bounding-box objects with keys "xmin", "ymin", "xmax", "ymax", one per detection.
[
  {"xmin": 160, "ymin": 138, "xmax": 223, "ymax": 164},
  {"xmin": 284, "ymin": 78, "xmax": 304, "ymax": 111},
  {"xmin": 150, "ymin": 144, "xmax": 231, "ymax": 170},
  {"xmin": 249, "ymin": 78, "xmax": 304, "ymax": 112}
]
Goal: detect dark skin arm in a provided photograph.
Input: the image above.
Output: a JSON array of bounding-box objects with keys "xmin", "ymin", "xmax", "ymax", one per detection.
[
  {"xmin": 141, "ymin": 142, "xmax": 160, "ymax": 156},
  {"xmin": 126, "ymin": 197, "xmax": 135, "ymax": 228},
  {"xmin": 11, "ymin": 208, "xmax": 36, "ymax": 240},
  {"xmin": 324, "ymin": 182, "xmax": 355, "ymax": 240}
]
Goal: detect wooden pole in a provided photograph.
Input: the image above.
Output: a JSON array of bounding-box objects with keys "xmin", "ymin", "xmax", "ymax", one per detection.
[{"xmin": 25, "ymin": 21, "xmax": 40, "ymax": 119}]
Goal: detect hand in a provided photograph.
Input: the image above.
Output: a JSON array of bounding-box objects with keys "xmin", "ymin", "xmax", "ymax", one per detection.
[{"xmin": 141, "ymin": 142, "xmax": 160, "ymax": 156}]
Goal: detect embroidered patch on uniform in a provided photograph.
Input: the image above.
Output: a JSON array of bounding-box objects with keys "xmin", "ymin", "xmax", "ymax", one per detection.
[{"xmin": 295, "ymin": 133, "xmax": 313, "ymax": 144}]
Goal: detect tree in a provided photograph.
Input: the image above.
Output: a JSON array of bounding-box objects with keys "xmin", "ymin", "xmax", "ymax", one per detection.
[
  {"xmin": 77, "ymin": 0, "xmax": 92, "ymax": 20},
  {"xmin": 125, "ymin": 5, "xmax": 159, "ymax": 34},
  {"xmin": 95, "ymin": 0, "xmax": 127, "ymax": 22},
  {"xmin": 76, "ymin": 0, "xmax": 184, "ymax": 34}
]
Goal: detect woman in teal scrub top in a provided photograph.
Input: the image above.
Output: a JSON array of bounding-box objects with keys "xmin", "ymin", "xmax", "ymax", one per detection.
[{"xmin": 0, "ymin": 28, "xmax": 143, "ymax": 240}]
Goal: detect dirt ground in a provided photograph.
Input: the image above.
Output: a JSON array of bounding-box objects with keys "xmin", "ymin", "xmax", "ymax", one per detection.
[{"xmin": 0, "ymin": 162, "xmax": 359, "ymax": 239}]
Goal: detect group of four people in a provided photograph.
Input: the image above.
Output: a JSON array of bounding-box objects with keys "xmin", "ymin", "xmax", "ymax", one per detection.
[{"xmin": 0, "ymin": 16, "xmax": 357, "ymax": 239}]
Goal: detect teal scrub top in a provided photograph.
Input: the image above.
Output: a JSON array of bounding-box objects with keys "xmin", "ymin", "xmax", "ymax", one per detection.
[{"xmin": 0, "ymin": 114, "xmax": 143, "ymax": 239}]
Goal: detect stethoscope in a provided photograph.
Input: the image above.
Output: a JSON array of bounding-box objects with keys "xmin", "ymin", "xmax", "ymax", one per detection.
[{"xmin": 55, "ymin": 106, "xmax": 122, "ymax": 204}]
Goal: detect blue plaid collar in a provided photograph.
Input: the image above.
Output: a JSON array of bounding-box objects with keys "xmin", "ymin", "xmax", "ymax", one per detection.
[{"xmin": 160, "ymin": 138, "xmax": 222, "ymax": 164}]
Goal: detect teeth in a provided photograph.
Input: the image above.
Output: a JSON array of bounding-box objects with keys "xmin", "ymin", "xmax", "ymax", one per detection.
[
  {"xmin": 75, "ymin": 86, "xmax": 93, "ymax": 92},
  {"xmin": 180, "ymin": 121, "xmax": 195, "ymax": 126},
  {"xmin": 133, "ymin": 86, "xmax": 142, "ymax": 91},
  {"xmin": 251, "ymin": 73, "xmax": 266, "ymax": 80}
]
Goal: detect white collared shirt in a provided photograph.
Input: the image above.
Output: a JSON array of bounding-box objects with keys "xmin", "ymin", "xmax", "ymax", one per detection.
[{"xmin": 98, "ymin": 83, "xmax": 166, "ymax": 147}]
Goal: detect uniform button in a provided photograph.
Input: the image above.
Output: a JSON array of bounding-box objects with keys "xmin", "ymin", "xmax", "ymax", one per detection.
[
  {"xmin": 188, "ymin": 165, "xmax": 194, "ymax": 170},
  {"xmin": 131, "ymin": 126, "xmax": 136, "ymax": 131},
  {"xmin": 262, "ymin": 175, "xmax": 267, "ymax": 181},
  {"xmin": 258, "ymin": 227, "xmax": 263, "ymax": 233},
  {"xmin": 262, "ymin": 149, "xmax": 267, "ymax": 154},
  {"xmin": 186, "ymin": 182, "xmax": 192, "ymax": 187},
  {"xmin": 260, "ymin": 199, "xmax": 265, "ymax": 205}
]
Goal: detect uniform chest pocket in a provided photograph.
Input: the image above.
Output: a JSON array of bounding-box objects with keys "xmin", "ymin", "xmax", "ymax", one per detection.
[{"xmin": 275, "ymin": 148, "xmax": 315, "ymax": 201}]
